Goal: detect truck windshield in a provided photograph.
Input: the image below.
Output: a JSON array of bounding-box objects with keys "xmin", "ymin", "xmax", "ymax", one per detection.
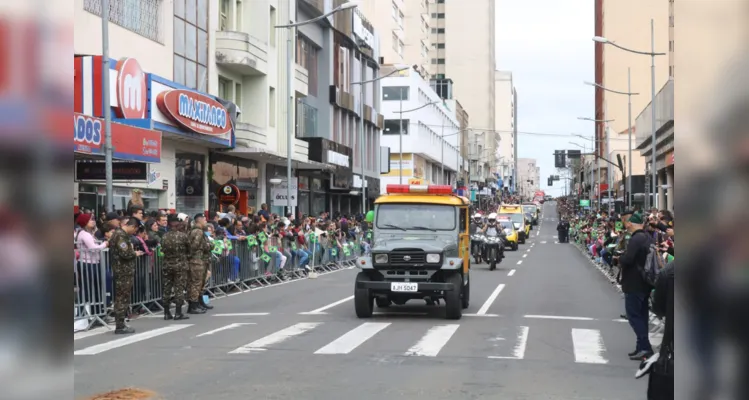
[
  {"xmin": 376, "ymin": 204, "xmax": 456, "ymax": 231},
  {"xmin": 498, "ymin": 213, "xmax": 524, "ymax": 225}
]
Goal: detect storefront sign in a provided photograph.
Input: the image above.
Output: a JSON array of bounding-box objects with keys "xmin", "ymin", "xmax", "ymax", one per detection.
[
  {"xmin": 75, "ymin": 160, "xmax": 148, "ymax": 182},
  {"xmin": 217, "ymin": 184, "xmax": 240, "ymax": 206},
  {"xmin": 73, "ymin": 113, "xmax": 161, "ymax": 163},
  {"xmin": 327, "ymin": 150, "xmax": 350, "ymax": 168},
  {"xmin": 156, "ymin": 89, "xmax": 232, "ymax": 136},
  {"xmin": 270, "ymin": 178, "xmax": 298, "ymax": 207},
  {"xmin": 114, "ymin": 58, "xmax": 147, "ymax": 119}
]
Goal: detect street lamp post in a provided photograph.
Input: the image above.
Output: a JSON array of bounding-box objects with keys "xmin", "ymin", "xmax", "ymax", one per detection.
[
  {"xmin": 391, "ymin": 99, "xmax": 439, "ymax": 183},
  {"xmin": 276, "ymin": 1, "xmax": 358, "ymax": 217},
  {"xmin": 585, "ymin": 69, "xmax": 640, "ymax": 207},
  {"xmin": 594, "ymin": 19, "xmax": 666, "ymax": 209},
  {"xmin": 577, "ymin": 118, "xmax": 613, "ymax": 210}
]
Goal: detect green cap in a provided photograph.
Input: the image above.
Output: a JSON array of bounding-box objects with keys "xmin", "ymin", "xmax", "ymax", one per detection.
[{"xmin": 629, "ymin": 212, "xmax": 645, "ymax": 224}]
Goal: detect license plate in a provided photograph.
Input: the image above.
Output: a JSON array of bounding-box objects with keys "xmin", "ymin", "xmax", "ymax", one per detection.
[{"xmin": 391, "ymin": 282, "xmax": 418, "ymax": 292}]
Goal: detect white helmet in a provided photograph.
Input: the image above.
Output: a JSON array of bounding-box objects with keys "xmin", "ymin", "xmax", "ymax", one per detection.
[
  {"xmin": 177, "ymin": 213, "xmax": 189, "ymax": 222},
  {"xmin": 473, "ymin": 213, "xmax": 483, "ymax": 221},
  {"xmin": 487, "ymin": 213, "xmax": 497, "ymax": 223}
]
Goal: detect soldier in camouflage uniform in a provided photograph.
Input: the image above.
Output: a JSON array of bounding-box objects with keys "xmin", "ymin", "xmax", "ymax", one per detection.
[
  {"xmin": 109, "ymin": 218, "xmax": 144, "ymax": 334},
  {"xmin": 187, "ymin": 214, "xmax": 212, "ymax": 314},
  {"xmin": 161, "ymin": 214, "xmax": 190, "ymax": 320}
]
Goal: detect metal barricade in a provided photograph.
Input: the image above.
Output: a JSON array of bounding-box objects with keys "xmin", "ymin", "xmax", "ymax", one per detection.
[
  {"xmin": 74, "ymin": 247, "xmax": 110, "ymax": 330},
  {"xmin": 129, "ymin": 252, "xmax": 164, "ymax": 314}
]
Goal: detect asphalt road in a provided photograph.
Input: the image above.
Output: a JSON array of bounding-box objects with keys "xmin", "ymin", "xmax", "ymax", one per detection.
[{"xmin": 74, "ymin": 202, "xmax": 647, "ymax": 400}]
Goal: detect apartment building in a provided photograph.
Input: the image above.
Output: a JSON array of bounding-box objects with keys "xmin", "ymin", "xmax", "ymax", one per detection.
[
  {"xmin": 378, "ymin": 66, "xmax": 462, "ymax": 191},
  {"xmin": 517, "ymin": 158, "xmax": 540, "ymax": 200},
  {"xmin": 360, "ymin": 0, "xmax": 431, "ymax": 77},
  {"xmin": 494, "ymin": 70, "xmax": 517, "ymax": 191},
  {"xmin": 594, "ymin": 0, "xmax": 670, "ymax": 201},
  {"xmin": 429, "ymin": 0, "xmax": 496, "ymax": 186}
]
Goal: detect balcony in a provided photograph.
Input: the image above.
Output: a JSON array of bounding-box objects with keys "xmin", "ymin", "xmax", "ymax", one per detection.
[
  {"xmin": 234, "ymin": 122, "xmax": 267, "ymax": 149},
  {"xmin": 215, "ymin": 31, "xmax": 268, "ymax": 76},
  {"xmin": 295, "ymin": 64, "xmax": 309, "ymax": 97}
]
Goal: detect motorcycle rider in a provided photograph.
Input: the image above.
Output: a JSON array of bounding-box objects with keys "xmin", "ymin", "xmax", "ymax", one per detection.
[
  {"xmin": 481, "ymin": 213, "xmax": 502, "ymax": 261},
  {"xmin": 470, "ymin": 213, "xmax": 483, "ymax": 234}
]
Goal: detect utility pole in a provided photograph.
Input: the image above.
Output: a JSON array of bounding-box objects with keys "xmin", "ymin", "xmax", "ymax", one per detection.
[{"xmin": 101, "ymin": 0, "xmax": 114, "ymax": 212}]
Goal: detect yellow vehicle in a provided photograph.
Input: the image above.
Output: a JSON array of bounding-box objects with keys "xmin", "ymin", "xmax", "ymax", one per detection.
[
  {"xmin": 355, "ymin": 184, "xmax": 471, "ymax": 320},
  {"xmin": 498, "ymin": 204, "xmax": 529, "ymax": 244},
  {"xmin": 497, "ymin": 217, "xmax": 519, "ymax": 251}
]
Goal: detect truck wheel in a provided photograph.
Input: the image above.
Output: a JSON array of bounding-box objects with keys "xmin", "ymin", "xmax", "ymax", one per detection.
[
  {"xmin": 354, "ymin": 272, "xmax": 373, "ymax": 318},
  {"xmin": 375, "ymin": 297, "xmax": 391, "ymax": 308},
  {"xmin": 461, "ymin": 276, "xmax": 470, "ymax": 309},
  {"xmin": 444, "ymin": 273, "xmax": 463, "ymax": 320},
  {"xmin": 513, "ymin": 243, "xmax": 519, "ymax": 251}
]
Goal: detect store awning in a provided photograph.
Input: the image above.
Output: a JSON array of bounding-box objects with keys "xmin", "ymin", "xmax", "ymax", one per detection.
[{"xmin": 218, "ymin": 147, "xmax": 334, "ymax": 171}]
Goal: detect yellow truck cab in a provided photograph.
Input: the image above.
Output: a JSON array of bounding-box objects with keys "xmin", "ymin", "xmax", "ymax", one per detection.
[
  {"xmin": 355, "ymin": 184, "xmax": 471, "ymax": 320},
  {"xmin": 498, "ymin": 204, "xmax": 529, "ymax": 244}
]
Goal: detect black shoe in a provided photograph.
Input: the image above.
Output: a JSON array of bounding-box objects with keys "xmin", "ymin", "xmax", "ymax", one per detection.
[
  {"xmin": 629, "ymin": 350, "xmax": 654, "ymax": 360},
  {"xmin": 163, "ymin": 309, "xmax": 173, "ymax": 320},
  {"xmin": 114, "ymin": 325, "xmax": 135, "ymax": 335},
  {"xmin": 174, "ymin": 304, "xmax": 189, "ymax": 320},
  {"xmin": 628, "ymin": 349, "xmax": 639, "ymax": 357},
  {"xmin": 187, "ymin": 302, "xmax": 206, "ymax": 314}
]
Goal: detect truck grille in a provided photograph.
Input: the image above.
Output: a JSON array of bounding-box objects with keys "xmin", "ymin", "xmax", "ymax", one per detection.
[{"xmin": 387, "ymin": 249, "xmax": 427, "ymax": 267}]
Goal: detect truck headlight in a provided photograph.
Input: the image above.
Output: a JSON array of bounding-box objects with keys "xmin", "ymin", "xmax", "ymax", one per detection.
[
  {"xmin": 374, "ymin": 254, "xmax": 388, "ymax": 264},
  {"xmin": 426, "ymin": 253, "xmax": 441, "ymax": 263}
]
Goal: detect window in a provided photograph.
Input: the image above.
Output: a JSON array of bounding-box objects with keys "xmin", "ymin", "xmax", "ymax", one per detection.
[
  {"xmin": 296, "ymin": 34, "xmax": 319, "ymax": 96},
  {"xmin": 84, "ymin": 0, "xmax": 164, "ymax": 43},
  {"xmin": 437, "ymin": 43, "xmax": 445, "ymax": 49},
  {"xmin": 437, "ymin": 58, "xmax": 445, "ymax": 64},
  {"xmin": 436, "ymin": 13, "xmax": 445, "ymax": 18},
  {"xmin": 392, "ymin": 2, "xmax": 398, "ymax": 20},
  {"xmin": 397, "ymin": 39, "xmax": 404, "ymax": 55},
  {"xmin": 376, "ymin": 204, "xmax": 456, "ymax": 231},
  {"xmin": 431, "ymin": 58, "xmax": 437, "ymax": 64},
  {"xmin": 431, "ymin": 28, "xmax": 438, "ymax": 34},
  {"xmin": 219, "ymin": 0, "xmax": 229, "ymax": 31},
  {"xmin": 669, "ymin": 40, "xmax": 673, "ymax": 52},
  {"xmin": 392, "ymin": 32, "xmax": 398, "ymax": 52},
  {"xmin": 383, "ymin": 119, "xmax": 409, "ymax": 135},
  {"xmin": 338, "ymin": 47, "xmax": 350, "ymax": 90},
  {"xmin": 269, "ymin": 87, "xmax": 276, "ymax": 127},
  {"xmin": 437, "ymin": 28, "xmax": 445, "ymax": 33},
  {"xmin": 234, "ymin": 82, "xmax": 242, "ymax": 121},
  {"xmin": 382, "ymin": 86, "xmax": 409, "ymax": 101},
  {"xmin": 218, "ymin": 76, "xmax": 231, "ymax": 100},
  {"xmin": 437, "ymin": 0, "xmax": 444, "ymax": 3},
  {"xmin": 270, "ymin": 6, "xmax": 277, "ymax": 46},
  {"xmin": 174, "ymin": 0, "xmax": 208, "ymax": 90}
]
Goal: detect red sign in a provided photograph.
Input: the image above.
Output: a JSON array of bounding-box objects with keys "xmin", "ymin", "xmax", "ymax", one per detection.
[
  {"xmin": 665, "ymin": 151, "xmax": 674, "ymax": 167},
  {"xmin": 114, "ymin": 58, "xmax": 147, "ymax": 119},
  {"xmin": 73, "ymin": 113, "xmax": 161, "ymax": 163},
  {"xmin": 218, "ymin": 184, "xmax": 240, "ymax": 206},
  {"xmin": 156, "ymin": 89, "xmax": 232, "ymax": 136}
]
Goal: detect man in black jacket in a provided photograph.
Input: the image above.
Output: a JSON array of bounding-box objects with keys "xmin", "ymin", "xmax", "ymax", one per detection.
[{"xmin": 616, "ymin": 211, "xmax": 654, "ymax": 360}]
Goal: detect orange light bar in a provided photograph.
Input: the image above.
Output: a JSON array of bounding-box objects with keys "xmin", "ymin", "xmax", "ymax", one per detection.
[{"xmin": 385, "ymin": 184, "xmax": 454, "ymax": 195}]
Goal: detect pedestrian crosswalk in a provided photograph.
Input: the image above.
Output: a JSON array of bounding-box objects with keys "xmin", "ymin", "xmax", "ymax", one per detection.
[{"xmin": 74, "ymin": 320, "xmax": 631, "ymax": 366}]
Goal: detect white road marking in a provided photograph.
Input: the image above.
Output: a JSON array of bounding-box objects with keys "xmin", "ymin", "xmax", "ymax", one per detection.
[
  {"xmin": 213, "ymin": 313, "xmax": 270, "ymax": 317},
  {"xmin": 464, "ymin": 313, "xmax": 499, "ymax": 317},
  {"xmin": 507, "ymin": 269, "xmax": 516, "ymax": 276},
  {"xmin": 571, "ymin": 328, "xmax": 609, "ymax": 364},
  {"xmin": 540, "ymin": 241, "xmax": 547, "ymax": 244},
  {"xmin": 524, "ymin": 315, "xmax": 595, "ymax": 321},
  {"xmin": 526, "ymin": 248, "xmax": 531, "ymax": 253},
  {"xmin": 229, "ymin": 322, "xmax": 322, "ymax": 354},
  {"xmin": 75, "ymin": 325, "xmax": 192, "ymax": 355},
  {"xmin": 74, "ymin": 327, "xmax": 110, "ymax": 341},
  {"xmin": 299, "ymin": 295, "xmax": 354, "ymax": 315},
  {"xmin": 315, "ymin": 322, "xmax": 390, "ymax": 354},
  {"xmin": 373, "ymin": 311, "xmax": 428, "ymax": 316},
  {"xmin": 195, "ymin": 323, "xmax": 256, "ymax": 337},
  {"xmin": 404, "ymin": 324, "xmax": 460, "ymax": 357},
  {"xmin": 612, "ymin": 318, "xmax": 628, "ymax": 323},
  {"xmin": 555, "ymin": 241, "xmax": 559, "ymax": 244},
  {"xmin": 522, "ymin": 254, "xmax": 527, "ymax": 258},
  {"xmin": 488, "ymin": 326, "xmax": 529, "ymax": 360},
  {"xmin": 516, "ymin": 260, "xmax": 523, "ymax": 265},
  {"xmin": 476, "ymin": 283, "xmax": 505, "ymax": 315}
]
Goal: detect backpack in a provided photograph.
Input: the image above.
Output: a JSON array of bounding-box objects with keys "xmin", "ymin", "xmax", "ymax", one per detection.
[{"xmin": 640, "ymin": 234, "xmax": 665, "ymax": 287}]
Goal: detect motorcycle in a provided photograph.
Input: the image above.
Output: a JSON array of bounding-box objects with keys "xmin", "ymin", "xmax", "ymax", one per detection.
[
  {"xmin": 483, "ymin": 234, "xmax": 505, "ymax": 271},
  {"xmin": 470, "ymin": 234, "xmax": 485, "ymax": 264}
]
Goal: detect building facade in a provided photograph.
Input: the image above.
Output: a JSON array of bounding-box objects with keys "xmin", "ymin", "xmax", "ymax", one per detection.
[
  {"xmin": 594, "ymin": 0, "xmax": 670, "ymax": 202},
  {"xmin": 494, "ymin": 70, "xmax": 517, "ymax": 191},
  {"xmin": 429, "ymin": 0, "xmax": 496, "ymax": 185},
  {"xmin": 635, "ymin": 79, "xmax": 673, "ymax": 212},
  {"xmin": 379, "ymin": 66, "xmax": 461, "ymax": 191},
  {"xmin": 517, "ymin": 158, "xmax": 540, "ymax": 201}
]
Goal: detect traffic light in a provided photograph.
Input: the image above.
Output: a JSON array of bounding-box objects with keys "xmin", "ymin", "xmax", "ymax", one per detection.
[
  {"xmin": 554, "ymin": 150, "xmax": 566, "ymax": 168},
  {"xmin": 547, "ymin": 177, "xmax": 553, "ymax": 187}
]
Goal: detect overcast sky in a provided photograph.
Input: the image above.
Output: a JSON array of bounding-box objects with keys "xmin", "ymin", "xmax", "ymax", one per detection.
[{"xmin": 495, "ymin": 0, "xmax": 595, "ymax": 196}]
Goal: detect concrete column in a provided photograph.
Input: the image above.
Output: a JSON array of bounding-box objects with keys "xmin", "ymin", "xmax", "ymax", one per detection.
[
  {"xmin": 258, "ymin": 161, "xmax": 267, "ymax": 205},
  {"xmin": 666, "ymin": 167, "xmax": 674, "ymax": 212}
]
